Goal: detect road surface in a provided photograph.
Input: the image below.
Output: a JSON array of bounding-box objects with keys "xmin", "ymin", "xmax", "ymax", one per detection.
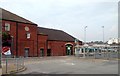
[{"xmin": 17, "ymin": 56, "xmax": 118, "ymax": 74}]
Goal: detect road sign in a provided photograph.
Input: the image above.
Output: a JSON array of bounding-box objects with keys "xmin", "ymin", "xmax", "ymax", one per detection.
[{"xmin": 2, "ymin": 47, "xmax": 11, "ymax": 55}]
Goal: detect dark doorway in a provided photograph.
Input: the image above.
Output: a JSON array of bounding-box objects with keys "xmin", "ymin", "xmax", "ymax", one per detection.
[
  {"xmin": 66, "ymin": 44, "xmax": 73, "ymax": 55},
  {"xmin": 24, "ymin": 48, "xmax": 29, "ymax": 57},
  {"xmin": 47, "ymin": 49, "xmax": 51, "ymax": 56},
  {"xmin": 40, "ymin": 48, "xmax": 44, "ymax": 57}
]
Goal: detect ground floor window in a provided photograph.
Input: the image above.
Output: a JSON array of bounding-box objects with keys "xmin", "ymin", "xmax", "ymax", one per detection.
[{"xmin": 47, "ymin": 49, "xmax": 51, "ymax": 56}]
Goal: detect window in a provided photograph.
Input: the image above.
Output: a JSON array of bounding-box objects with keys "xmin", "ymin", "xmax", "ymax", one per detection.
[
  {"xmin": 26, "ymin": 33, "xmax": 30, "ymax": 39},
  {"xmin": 81, "ymin": 49, "xmax": 84, "ymax": 53},
  {"xmin": 5, "ymin": 23, "xmax": 10, "ymax": 31}
]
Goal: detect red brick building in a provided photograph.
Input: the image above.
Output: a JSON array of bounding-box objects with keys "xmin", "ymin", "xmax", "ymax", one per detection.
[{"xmin": 1, "ymin": 8, "xmax": 82, "ymax": 57}]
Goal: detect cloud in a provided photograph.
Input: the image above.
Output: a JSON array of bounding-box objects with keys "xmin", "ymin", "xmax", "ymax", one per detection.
[
  {"xmin": 0, "ymin": 0, "xmax": 118, "ymax": 42},
  {"xmin": 109, "ymin": 25, "xmax": 118, "ymax": 33}
]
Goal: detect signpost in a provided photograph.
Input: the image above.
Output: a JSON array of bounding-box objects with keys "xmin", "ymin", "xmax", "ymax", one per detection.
[{"xmin": 2, "ymin": 47, "xmax": 11, "ymax": 73}]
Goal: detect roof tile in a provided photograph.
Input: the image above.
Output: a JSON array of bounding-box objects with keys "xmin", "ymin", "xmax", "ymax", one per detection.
[
  {"xmin": 0, "ymin": 8, "xmax": 36, "ymax": 24},
  {"xmin": 38, "ymin": 27, "xmax": 76, "ymax": 42}
]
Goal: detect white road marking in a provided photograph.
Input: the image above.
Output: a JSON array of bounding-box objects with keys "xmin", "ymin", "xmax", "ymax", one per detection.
[
  {"xmin": 65, "ymin": 63, "xmax": 75, "ymax": 65},
  {"xmin": 60, "ymin": 60, "xmax": 66, "ymax": 62}
]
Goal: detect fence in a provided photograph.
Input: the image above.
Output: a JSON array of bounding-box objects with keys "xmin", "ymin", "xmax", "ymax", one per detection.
[
  {"xmin": 75, "ymin": 46, "xmax": 119, "ymax": 60},
  {"xmin": 2, "ymin": 57, "xmax": 24, "ymax": 74},
  {"xmin": 84, "ymin": 51, "xmax": 118, "ymax": 60}
]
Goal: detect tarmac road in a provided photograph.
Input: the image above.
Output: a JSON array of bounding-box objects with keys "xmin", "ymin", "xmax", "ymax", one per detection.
[{"xmin": 17, "ymin": 56, "xmax": 118, "ymax": 74}]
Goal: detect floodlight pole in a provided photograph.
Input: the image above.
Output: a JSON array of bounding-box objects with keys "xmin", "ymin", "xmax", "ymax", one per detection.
[
  {"xmin": 84, "ymin": 26, "xmax": 87, "ymax": 58},
  {"xmin": 84, "ymin": 26, "xmax": 87, "ymax": 44},
  {"xmin": 102, "ymin": 26, "xmax": 104, "ymax": 43}
]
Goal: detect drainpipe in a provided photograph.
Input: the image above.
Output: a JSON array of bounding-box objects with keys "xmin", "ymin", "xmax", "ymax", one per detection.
[{"xmin": 16, "ymin": 22, "xmax": 18, "ymax": 58}]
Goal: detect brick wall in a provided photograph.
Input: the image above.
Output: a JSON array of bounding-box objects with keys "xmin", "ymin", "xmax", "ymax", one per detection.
[
  {"xmin": 37, "ymin": 34, "xmax": 48, "ymax": 56},
  {"xmin": 2, "ymin": 20, "xmax": 38, "ymax": 57},
  {"xmin": 48, "ymin": 41, "xmax": 75, "ymax": 56},
  {"xmin": 17, "ymin": 23, "xmax": 37, "ymax": 57},
  {"xmin": 2, "ymin": 20, "xmax": 17, "ymax": 56},
  {"xmin": 2, "ymin": 20, "xmax": 82, "ymax": 57}
]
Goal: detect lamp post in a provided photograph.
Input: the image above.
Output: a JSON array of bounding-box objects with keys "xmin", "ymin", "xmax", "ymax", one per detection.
[
  {"xmin": 102, "ymin": 26, "xmax": 106, "ymax": 58},
  {"xmin": 84, "ymin": 26, "xmax": 87, "ymax": 44},
  {"xmin": 84, "ymin": 26, "xmax": 87, "ymax": 58},
  {"xmin": 102, "ymin": 26, "xmax": 104, "ymax": 43}
]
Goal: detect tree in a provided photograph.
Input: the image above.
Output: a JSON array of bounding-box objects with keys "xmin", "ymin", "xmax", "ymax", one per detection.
[{"xmin": 2, "ymin": 32, "xmax": 11, "ymax": 47}]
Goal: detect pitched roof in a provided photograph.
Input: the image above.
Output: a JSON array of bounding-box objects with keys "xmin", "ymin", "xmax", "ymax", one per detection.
[
  {"xmin": 38, "ymin": 27, "xmax": 76, "ymax": 42},
  {"xmin": 0, "ymin": 8, "xmax": 36, "ymax": 25}
]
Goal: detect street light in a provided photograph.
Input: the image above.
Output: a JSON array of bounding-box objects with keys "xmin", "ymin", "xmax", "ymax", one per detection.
[
  {"xmin": 83, "ymin": 26, "xmax": 87, "ymax": 58},
  {"xmin": 102, "ymin": 26, "xmax": 106, "ymax": 58},
  {"xmin": 102, "ymin": 26, "xmax": 104, "ymax": 43},
  {"xmin": 84, "ymin": 26, "xmax": 87, "ymax": 44}
]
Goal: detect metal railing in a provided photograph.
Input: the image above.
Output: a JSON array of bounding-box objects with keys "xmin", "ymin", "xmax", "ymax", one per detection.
[
  {"xmin": 75, "ymin": 46, "xmax": 119, "ymax": 60},
  {"xmin": 84, "ymin": 51, "xmax": 118, "ymax": 60},
  {"xmin": 2, "ymin": 57, "xmax": 24, "ymax": 74}
]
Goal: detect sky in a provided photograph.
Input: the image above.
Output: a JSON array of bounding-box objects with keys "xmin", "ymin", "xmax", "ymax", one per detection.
[{"xmin": 0, "ymin": 0, "xmax": 119, "ymax": 42}]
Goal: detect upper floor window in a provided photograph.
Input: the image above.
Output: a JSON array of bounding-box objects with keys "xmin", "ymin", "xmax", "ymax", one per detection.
[
  {"xmin": 26, "ymin": 33, "xmax": 30, "ymax": 39},
  {"xmin": 5, "ymin": 23, "xmax": 10, "ymax": 31}
]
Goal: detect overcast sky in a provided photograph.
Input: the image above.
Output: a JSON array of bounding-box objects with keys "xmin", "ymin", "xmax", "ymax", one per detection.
[{"xmin": 0, "ymin": 0, "xmax": 119, "ymax": 42}]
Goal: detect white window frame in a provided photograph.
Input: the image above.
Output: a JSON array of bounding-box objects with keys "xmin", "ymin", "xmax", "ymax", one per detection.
[{"xmin": 26, "ymin": 33, "xmax": 30, "ymax": 39}]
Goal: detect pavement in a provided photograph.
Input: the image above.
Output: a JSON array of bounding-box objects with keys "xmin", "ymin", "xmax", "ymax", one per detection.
[
  {"xmin": 2, "ymin": 64, "xmax": 26, "ymax": 74},
  {"xmin": 17, "ymin": 56, "xmax": 118, "ymax": 74},
  {"xmin": 0, "ymin": 68, "xmax": 2, "ymax": 76},
  {"xmin": 1, "ymin": 58, "xmax": 26, "ymax": 75}
]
